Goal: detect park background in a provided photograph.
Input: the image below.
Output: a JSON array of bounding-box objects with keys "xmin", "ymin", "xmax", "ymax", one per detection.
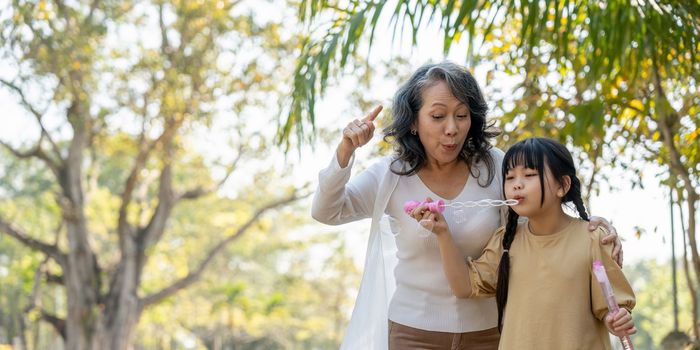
[{"xmin": 0, "ymin": 0, "xmax": 698, "ymax": 349}]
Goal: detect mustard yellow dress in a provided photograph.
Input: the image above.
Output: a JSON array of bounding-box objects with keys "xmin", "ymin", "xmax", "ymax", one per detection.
[{"xmin": 467, "ymin": 219, "xmax": 636, "ymax": 350}]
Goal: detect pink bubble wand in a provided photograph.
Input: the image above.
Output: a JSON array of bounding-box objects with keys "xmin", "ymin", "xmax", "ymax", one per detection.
[
  {"xmin": 404, "ymin": 199, "xmax": 518, "ymax": 236},
  {"xmin": 403, "ymin": 199, "xmax": 518, "ymax": 215},
  {"xmin": 592, "ymin": 260, "xmax": 634, "ymax": 350}
]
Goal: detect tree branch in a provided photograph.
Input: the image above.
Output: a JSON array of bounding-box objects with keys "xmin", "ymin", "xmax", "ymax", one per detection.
[
  {"xmin": 177, "ymin": 145, "xmax": 244, "ymax": 201},
  {"xmin": 52, "ymin": 0, "xmax": 72, "ymax": 26},
  {"xmin": 139, "ymin": 190, "xmax": 310, "ymax": 308},
  {"xmin": 118, "ymin": 123, "xmax": 177, "ymax": 217},
  {"xmin": 584, "ymin": 142, "xmax": 603, "ymax": 208},
  {"xmin": 158, "ymin": 2, "xmax": 174, "ymax": 61},
  {"xmin": 0, "ymin": 79, "xmax": 45, "ymax": 119},
  {"xmin": 85, "ymin": 0, "xmax": 99, "ymax": 24},
  {"xmin": 138, "ymin": 143, "xmax": 176, "ymax": 251},
  {"xmin": 24, "ymin": 257, "xmax": 48, "ymax": 314},
  {"xmin": 0, "ymin": 217, "xmax": 65, "ymax": 265},
  {"xmin": 0, "ymin": 139, "xmax": 61, "ymax": 178},
  {"xmin": 117, "ymin": 137, "xmax": 159, "ymax": 237},
  {"xmin": 41, "ymin": 310, "xmax": 66, "ymax": 339},
  {"xmin": 117, "ymin": 112, "xmax": 181, "ymax": 272},
  {"xmin": 46, "ymin": 272, "xmax": 64, "ymax": 285},
  {"xmin": 44, "ymin": 222, "xmax": 65, "ymax": 285},
  {"xmin": 0, "ymin": 78, "xmax": 63, "ymax": 160}
]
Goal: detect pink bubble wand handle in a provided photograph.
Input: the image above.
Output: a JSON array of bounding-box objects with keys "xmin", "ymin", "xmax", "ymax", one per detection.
[
  {"xmin": 592, "ymin": 260, "xmax": 634, "ymax": 350},
  {"xmin": 403, "ymin": 200, "xmax": 445, "ymax": 215}
]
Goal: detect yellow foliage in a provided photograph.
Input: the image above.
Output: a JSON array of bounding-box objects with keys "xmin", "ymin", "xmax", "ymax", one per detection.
[
  {"xmin": 296, "ymin": 329, "xmax": 312, "ymax": 341},
  {"xmin": 619, "ymin": 108, "xmax": 637, "ymax": 123},
  {"xmin": 629, "ymin": 99, "xmax": 644, "ymax": 112},
  {"xmin": 685, "ymin": 128, "xmax": 700, "ymax": 142}
]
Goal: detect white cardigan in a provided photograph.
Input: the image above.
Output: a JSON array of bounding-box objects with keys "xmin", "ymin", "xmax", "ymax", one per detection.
[{"xmin": 312, "ymin": 154, "xmax": 400, "ymax": 350}]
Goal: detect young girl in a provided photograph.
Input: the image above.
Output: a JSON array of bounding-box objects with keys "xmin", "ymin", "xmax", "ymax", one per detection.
[{"xmin": 410, "ymin": 137, "xmax": 636, "ymax": 349}]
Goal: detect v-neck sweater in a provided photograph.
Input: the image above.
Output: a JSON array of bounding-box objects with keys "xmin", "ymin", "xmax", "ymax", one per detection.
[{"xmin": 386, "ymin": 151, "xmax": 505, "ymax": 332}]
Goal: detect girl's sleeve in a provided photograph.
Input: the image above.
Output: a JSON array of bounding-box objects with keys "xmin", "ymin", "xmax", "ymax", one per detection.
[
  {"xmin": 465, "ymin": 227, "xmax": 506, "ymax": 297},
  {"xmin": 590, "ymin": 227, "xmax": 636, "ymax": 320},
  {"xmin": 311, "ymin": 152, "xmax": 385, "ymax": 225}
]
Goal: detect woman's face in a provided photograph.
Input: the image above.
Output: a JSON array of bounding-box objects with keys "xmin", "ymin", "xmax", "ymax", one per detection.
[{"xmin": 414, "ymin": 80, "xmax": 471, "ymax": 166}]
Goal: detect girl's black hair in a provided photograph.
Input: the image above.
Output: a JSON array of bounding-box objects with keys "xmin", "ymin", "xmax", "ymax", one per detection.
[
  {"xmin": 384, "ymin": 62, "xmax": 501, "ymax": 186},
  {"xmin": 495, "ymin": 137, "xmax": 589, "ymax": 332}
]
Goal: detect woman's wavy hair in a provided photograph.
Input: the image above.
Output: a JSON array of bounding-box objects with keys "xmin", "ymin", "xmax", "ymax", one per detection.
[
  {"xmin": 495, "ymin": 137, "xmax": 590, "ymax": 332},
  {"xmin": 384, "ymin": 61, "xmax": 500, "ymax": 186}
]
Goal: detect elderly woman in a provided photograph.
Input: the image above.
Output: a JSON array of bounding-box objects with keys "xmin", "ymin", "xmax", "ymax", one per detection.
[{"xmin": 311, "ymin": 62, "xmax": 621, "ymax": 350}]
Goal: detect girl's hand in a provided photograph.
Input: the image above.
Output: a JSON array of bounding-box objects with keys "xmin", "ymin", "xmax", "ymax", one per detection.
[
  {"xmin": 589, "ymin": 216, "xmax": 623, "ymax": 267},
  {"xmin": 336, "ymin": 106, "xmax": 382, "ymax": 167},
  {"xmin": 408, "ymin": 198, "xmax": 450, "ymax": 236},
  {"xmin": 604, "ymin": 308, "xmax": 636, "ymax": 337}
]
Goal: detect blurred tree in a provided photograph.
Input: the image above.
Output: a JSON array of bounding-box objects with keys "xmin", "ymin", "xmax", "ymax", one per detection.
[
  {"xmin": 0, "ymin": 0, "xmax": 307, "ymax": 349},
  {"xmin": 625, "ymin": 259, "xmax": 695, "ymax": 349},
  {"xmin": 134, "ymin": 229, "xmax": 360, "ymax": 350}
]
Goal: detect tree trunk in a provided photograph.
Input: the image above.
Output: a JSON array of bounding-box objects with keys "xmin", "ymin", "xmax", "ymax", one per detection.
[
  {"xmin": 100, "ymin": 313, "xmax": 140, "ymax": 350},
  {"xmin": 64, "ymin": 248, "xmax": 101, "ymax": 350},
  {"xmin": 62, "ymin": 115, "xmax": 102, "ymax": 350},
  {"xmin": 64, "ymin": 281, "xmax": 142, "ymax": 350},
  {"xmin": 62, "ymin": 315, "xmax": 141, "ymax": 350},
  {"xmin": 100, "ymin": 237, "xmax": 142, "ymax": 350},
  {"xmin": 678, "ymin": 189, "xmax": 700, "ymax": 339}
]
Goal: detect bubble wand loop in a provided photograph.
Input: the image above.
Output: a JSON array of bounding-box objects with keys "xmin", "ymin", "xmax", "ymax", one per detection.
[
  {"xmin": 404, "ymin": 199, "xmax": 518, "ymax": 236},
  {"xmin": 592, "ymin": 260, "xmax": 634, "ymax": 350}
]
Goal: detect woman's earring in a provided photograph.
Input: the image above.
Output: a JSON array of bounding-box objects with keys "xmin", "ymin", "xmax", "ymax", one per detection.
[{"xmin": 411, "ymin": 129, "xmax": 417, "ymax": 135}]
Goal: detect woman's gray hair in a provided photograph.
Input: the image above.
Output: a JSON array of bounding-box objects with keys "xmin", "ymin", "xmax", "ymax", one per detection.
[{"xmin": 384, "ymin": 61, "xmax": 500, "ymax": 186}]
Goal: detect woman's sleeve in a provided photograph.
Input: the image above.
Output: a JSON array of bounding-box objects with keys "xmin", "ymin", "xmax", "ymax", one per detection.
[
  {"xmin": 491, "ymin": 148, "xmax": 508, "ymax": 226},
  {"xmin": 310, "ymin": 152, "xmax": 385, "ymax": 225},
  {"xmin": 590, "ymin": 227, "xmax": 636, "ymax": 320},
  {"xmin": 465, "ymin": 227, "xmax": 506, "ymax": 297}
]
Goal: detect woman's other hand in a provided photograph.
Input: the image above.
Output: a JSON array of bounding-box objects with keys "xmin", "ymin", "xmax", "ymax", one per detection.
[
  {"xmin": 589, "ymin": 216, "xmax": 623, "ymax": 267},
  {"xmin": 408, "ymin": 198, "xmax": 450, "ymax": 236}
]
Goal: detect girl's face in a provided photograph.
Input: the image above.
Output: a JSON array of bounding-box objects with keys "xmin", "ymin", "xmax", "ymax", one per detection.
[
  {"xmin": 414, "ymin": 80, "xmax": 471, "ymax": 166},
  {"xmin": 504, "ymin": 164, "xmax": 567, "ymax": 218}
]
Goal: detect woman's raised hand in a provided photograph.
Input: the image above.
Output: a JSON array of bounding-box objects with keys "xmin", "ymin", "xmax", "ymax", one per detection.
[{"xmin": 336, "ymin": 105, "xmax": 382, "ymax": 167}]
